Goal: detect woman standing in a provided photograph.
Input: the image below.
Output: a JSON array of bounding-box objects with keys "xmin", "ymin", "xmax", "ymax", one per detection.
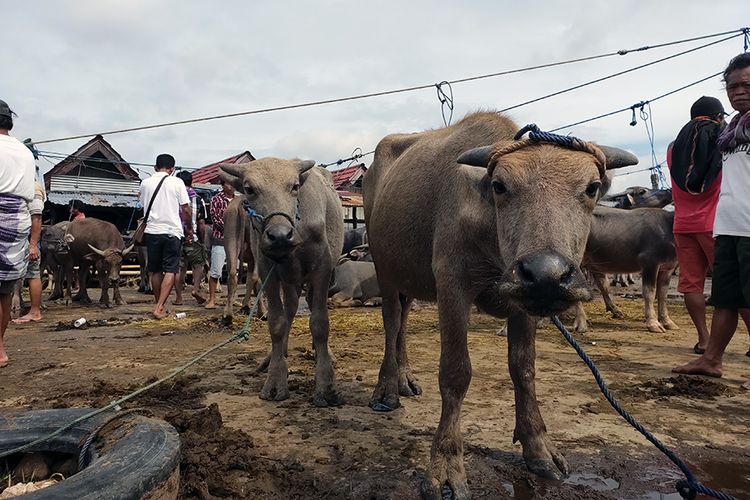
[{"xmin": 674, "ymin": 52, "xmax": 750, "ymax": 389}]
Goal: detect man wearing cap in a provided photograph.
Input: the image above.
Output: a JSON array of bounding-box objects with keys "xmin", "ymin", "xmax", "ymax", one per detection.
[
  {"xmin": 667, "ymin": 95, "xmax": 750, "ymax": 354},
  {"xmin": 0, "ymin": 99, "xmax": 35, "ymax": 367}
]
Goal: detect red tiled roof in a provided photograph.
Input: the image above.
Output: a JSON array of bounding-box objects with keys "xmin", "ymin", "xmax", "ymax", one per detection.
[
  {"xmin": 330, "ymin": 163, "xmax": 366, "ymax": 190},
  {"xmin": 192, "ymin": 151, "xmax": 255, "ymax": 185}
]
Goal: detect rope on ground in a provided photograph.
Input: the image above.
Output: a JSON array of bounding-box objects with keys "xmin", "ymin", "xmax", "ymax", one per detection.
[
  {"xmin": 30, "ymin": 28, "xmax": 748, "ymax": 145},
  {"xmin": 550, "ymin": 316, "xmax": 736, "ymax": 500},
  {"xmin": 0, "ymin": 268, "xmax": 274, "ymax": 462}
]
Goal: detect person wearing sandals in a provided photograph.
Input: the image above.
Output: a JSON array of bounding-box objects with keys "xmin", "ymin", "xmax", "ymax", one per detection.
[
  {"xmin": 674, "ymin": 53, "xmax": 750, "ymax": 390},
  {"xmin": 138, "ymin": 154, "xmax": 192, "ymax": 319}
]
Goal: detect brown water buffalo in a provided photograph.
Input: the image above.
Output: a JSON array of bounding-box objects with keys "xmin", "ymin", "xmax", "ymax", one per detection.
[
  {"xmin": 220, "ymin": 158, "xmax": 344, "ymax": 407},
  {"xmin": 328, "ymin": 260, "xmax": 380, "ymax": 307},
  {"xmin": 63, "ymin": 218, "xmax": 133, "ymax": 307},
  {"xmin": 222, "ymin": 196, "xmax": 266, "ymax": 324},
  {"xmin": 600, "ymin": 186, "xmax": 673, "ymax": 209},
  {"xmin": 575, "ymin": 206, "xmax": 677, "ymax": 333},
  {"xmin": 363, "ymin": 112, "xmax": 637, "ymax": 497}
]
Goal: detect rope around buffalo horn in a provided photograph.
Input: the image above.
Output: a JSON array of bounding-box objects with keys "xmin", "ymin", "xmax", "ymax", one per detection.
[{"xmin": 490, "ymin": 124, "xmax": 606, "ymax": 176}]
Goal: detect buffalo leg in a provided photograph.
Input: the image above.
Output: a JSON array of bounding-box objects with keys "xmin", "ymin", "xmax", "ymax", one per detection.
[
  {"xmin": 573, "ymin": 302, "xmax": 588, "ymax": 333},
  {"xmin": 508, "ymin": 311, "xmax": 569, "ymax": 479},
  {"xmin": 74, "ymin": 266, "xmax": 91, "ymax": 303},
  {"xmin": 307, "ymin": 272, "xmax": 342, "ymax": 407},
  {"xmin": 423, "ymin": 284, "xmax": 471, "ymax": 500},
  {"xmin": 641, "ymin": 264, "xmax": 663, "ymax": 332},
  {"xmin": 657, "ymin": 265, "xmax": 678, "ymax": 330},
  {"xmin": 592, "ymin": 271, "xmax": 623, "ymax": 318},
  {"xmin": 259, "ymin": 276, "xmax": 290, "ymax": 401},
  {"xmin": 96, "ymin": 262, "xmax": 111, "ymax": 308},
  {"xmin": 222, "ymin": 236, "xmax": 241, "ymax": 325},
  {"xmin": 370, "ymin": 283, "xmax": 405, "ymax": 411},
  {"xmin": 396, "ymin": 294, "xmax": 421, "ymax": 397}
]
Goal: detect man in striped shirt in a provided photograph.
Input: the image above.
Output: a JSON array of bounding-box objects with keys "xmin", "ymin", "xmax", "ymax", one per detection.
[
  {"xmin": 175, "ymin": 171, "xmax": 207, "ymax": 305},
  {"xmin": 205, "ymin": 179, "xmax": 235, "ymax": 309}
]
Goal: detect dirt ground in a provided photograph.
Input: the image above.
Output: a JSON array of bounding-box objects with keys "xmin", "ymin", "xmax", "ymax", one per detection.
[{"xmin": 1, "ymin": 281, "xmax": 749, "ymax": 499}]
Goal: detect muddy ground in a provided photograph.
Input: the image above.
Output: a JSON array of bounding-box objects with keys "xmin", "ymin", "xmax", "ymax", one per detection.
[{"xmin": 1, "ymin": 282, "xmax": 749, "ymax": 499}]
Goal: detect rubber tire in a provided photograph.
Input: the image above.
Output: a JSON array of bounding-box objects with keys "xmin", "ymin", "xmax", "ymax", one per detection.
[{"xmin": 0, "ymin": 408, "xmax": 180, "ymax": 500}]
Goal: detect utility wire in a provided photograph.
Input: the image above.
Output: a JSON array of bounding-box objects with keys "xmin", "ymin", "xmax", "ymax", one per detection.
[
  {"xmin": 31, "ymin": 28, "xmax": 748, "ymax": 145},
  {"xmin": 499, "ymin": 32, "xmax": 739, "ymax": 113}
]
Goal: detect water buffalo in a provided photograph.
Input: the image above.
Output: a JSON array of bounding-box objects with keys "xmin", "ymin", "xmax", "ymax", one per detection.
[
  {"xmin": 342, "ymin": 226, "xmax": 368, "ymax": 255},
  {"xmin": 63, "ymin": 218, "xmax": 133, "ymax": 307},
  {"xmin": 328, "ymin": 259, "xmax": 380, "ymax": 307},
  {"xmin": 222, "ymin": 196, "xmax": 266, "ymax": 324},
  {"xmin": 600, "ymin": 186, "xmax": 673, "ymax": 209},
  {"xmin": 220, "ymin": 158, "xmax": 344, "ymax": 407},
  {"xmin": 575, "ymin": 206, "xmax": 678, "ymax": 333},
  {"xmin": 41, "ymin": 222, "xmax": 71, "ymax": 302},
  {"xmin": 363, "ymin": 112, "xmax": 637, "ymax": 497}
]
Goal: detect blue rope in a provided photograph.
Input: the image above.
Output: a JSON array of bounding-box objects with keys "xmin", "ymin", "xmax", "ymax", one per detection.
[
  {"xmin": 550, "ymin": 316, "xmax": 736, "ymax": 500},
  {"xmin": 514, "ymin": 123, "xmax": 579, "ymax": 148}
]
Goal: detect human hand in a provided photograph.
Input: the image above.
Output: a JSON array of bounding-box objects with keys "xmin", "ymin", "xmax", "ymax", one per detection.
[{"xmin": 29, "ymin": 246, "xmax": 40, "ymax": 261}]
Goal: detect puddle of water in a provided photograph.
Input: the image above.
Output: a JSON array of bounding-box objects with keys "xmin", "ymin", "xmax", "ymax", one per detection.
[
  {"xmin": 695, "ymin": 458, "xmax": 750, "ymax": 498},
  {"xmin": 563, "ymin": 472, "xmax": 620, "ymax": 491}
]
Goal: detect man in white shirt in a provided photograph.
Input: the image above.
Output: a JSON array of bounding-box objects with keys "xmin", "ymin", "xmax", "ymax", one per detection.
[
  {"xmin": 139, "ymin": 154, "xmax": 192, "ymax": 319},
  {"xmin": 0, "ymin": 98, "xmax": 35, "ymax": 367}
]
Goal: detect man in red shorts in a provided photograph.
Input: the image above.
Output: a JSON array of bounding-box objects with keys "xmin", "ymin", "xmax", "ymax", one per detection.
[{"xmin": 668, "ymin": 95, "xmax": 750, "ymax": 353}]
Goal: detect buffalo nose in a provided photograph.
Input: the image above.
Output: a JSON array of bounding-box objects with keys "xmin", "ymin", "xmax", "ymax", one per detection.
[
  {"xmin": 265, "ymin": 225, "xmax": 294, "ymax": 243},
  {"xmin": 516, "ymin": 252, "xmax": 576, "ymax": 287}
]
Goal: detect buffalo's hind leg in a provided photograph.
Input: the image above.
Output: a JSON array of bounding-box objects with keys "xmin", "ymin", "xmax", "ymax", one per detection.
[
  {"xmin": 397, "ymin": 295, "xmax": 421, "ymax": 397},
  {"xmin": 370, "ymin": 284, "xmax": 406, "ymax": 411},
  {"xmin": 508, "ymin": 312, "xmax": 569, "ymax": 480}
]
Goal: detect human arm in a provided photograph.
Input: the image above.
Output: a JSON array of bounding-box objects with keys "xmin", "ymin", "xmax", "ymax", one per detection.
[
  {"xmin": 29, "ymin": 214, "xmax": 41, "ymax": 261},
  {"xmin": 180, "ymin": 203, "xmax": 193, "ymax": 241}
]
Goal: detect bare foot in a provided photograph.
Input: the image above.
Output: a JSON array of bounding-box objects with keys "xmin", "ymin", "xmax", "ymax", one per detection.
[
  {"xmin": 742, "ymin": 380, "xmax": 750, "ymax": 391},
  {"xmin": 12, "ymin": 313, "xmax": 42, "ymax": 324},
  {"xmin": 191, "ymin": 291, "xmax": 207, "ymax": 305},
  {"xmin": 153, "ymin": 307, "xmax": 169, "ymax": 320},
  {"xmin": 672, "ymin": 357, "xmax": 722, "ymax": 378},
  {"xmin": 204, "ymin": 302, "xmax": 216, "ymax": 310},
  {"xmin": 0, "ymin": 354, "xmax": 8, "ymax": 368},
  {"xmin": 173, "ymin": 298, "xmax": 184, "ymax": 306}
]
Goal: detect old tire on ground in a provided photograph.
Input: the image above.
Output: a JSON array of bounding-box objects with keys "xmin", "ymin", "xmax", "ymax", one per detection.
[{"xmin": 0, "ymin": 408, "xmax": 180, "ymax": 499}]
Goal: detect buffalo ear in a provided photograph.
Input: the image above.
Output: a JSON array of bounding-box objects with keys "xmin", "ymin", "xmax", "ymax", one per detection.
[
  {"xmin": 597, "ymin": 145, "xmax": 639, "ymax": 170},
  {"xmin": 218, "ymin": 163, "xmax": 245, "ymax": 193}
]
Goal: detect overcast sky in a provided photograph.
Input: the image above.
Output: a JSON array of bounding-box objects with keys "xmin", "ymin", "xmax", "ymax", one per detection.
[{"xmin": 3, "ymin": 1, "xmax": 748, "ymax": 193}]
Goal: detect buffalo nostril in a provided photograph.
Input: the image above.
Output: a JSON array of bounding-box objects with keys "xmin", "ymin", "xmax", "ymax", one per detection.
[
  {"xmin": 560, "ymin": 265, "xmax": 575, "ymax": 284},
  {"xmin": 517, "ymin": 261, "xmax": 536, "ymax": 284}
]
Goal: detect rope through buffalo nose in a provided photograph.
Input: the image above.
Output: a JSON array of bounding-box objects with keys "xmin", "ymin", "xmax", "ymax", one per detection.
[{"xmin": 244, "ymin": 201, "xmax": 300, "ymax": 233}]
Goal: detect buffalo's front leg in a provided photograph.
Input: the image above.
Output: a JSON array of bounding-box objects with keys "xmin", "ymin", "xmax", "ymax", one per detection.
[
  {"xmin": 423, "ymin": 285, "xmax": 471, "ymax": 500},
  {"xmin": 657, "ymin": 266, "xmax": 678, "ymax": 330},
  {"xmin": 308, "ymin": 273, "xmax": 343, "ymax": 407},
  {"xmin": 508, "ymin": 312, "xmax": 569, "ymax": 479},
  {"xmin": 259, "ymin": 277, "xmax": 290, "ymax": 401}
]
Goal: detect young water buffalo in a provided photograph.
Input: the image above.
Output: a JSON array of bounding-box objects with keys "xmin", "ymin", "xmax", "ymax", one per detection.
[
  {"xmin": 220, "ymin": 158, "xmax": 344, "ymax": 407},
  {"xmin": 363, "ymin": 112, "xmax": 637, "ymax": 498},
  {"xmin": 576, "ymin": 206, "xmax": 677, "ymax": 333},
  {"xmin": 222, "ymin": 196, "xmax": 266, "ymax": 324}
]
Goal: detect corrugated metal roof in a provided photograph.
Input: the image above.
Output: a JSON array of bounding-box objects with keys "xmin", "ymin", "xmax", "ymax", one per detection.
[
  {"xmin": 330, "ymin": 164, "xmax": 366, "ymax": 190},
  {"xmin": 48, "ymin": 192, "xmax": 138, "ymax": 208},
  {"xmin": 50, "ymin": 175, "xmax": 140, "ymax": 195},
  {"xmin": 192, "ymin": 151, "xmax": 255, "ymax": 185}
]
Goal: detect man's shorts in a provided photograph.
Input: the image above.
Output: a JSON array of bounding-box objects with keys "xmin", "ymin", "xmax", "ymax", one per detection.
[
  {"xmin": 181, "ymin": 241, "xmax": 206, "ymax": 270},
  {"xmin": 25, "ymin": 258, "xmax": 41, "ymax": 280},
  {"xmin": 210, "ymin": 245, "xmax": 227, "ymax": 279},
  {"xmin": 146, "ymin": 234, "xmax": 183, "ymax": 274},
  {"xmin": 0, "ymin": 279, "xmax": 19, "ymax": 295},
  {"xmin": 674, "ymin": 232, "xmax": 714, "ymax": 294},
  {"xmin": 710, "ymin": 235, "xmax": 750, "ymax": 309}
]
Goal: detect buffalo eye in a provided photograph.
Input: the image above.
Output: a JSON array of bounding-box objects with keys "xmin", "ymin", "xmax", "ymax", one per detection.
[
  {"xmin": 291, "ymin": 183, "xmax": 300, "ymax": 194},
  {"xmin": 585, "ymin": 181, "xmax": 601, "ymax": 198},
  {"xmin": 244, "ymin": 184, "xmax": 255, "ymax": 196},
  {"xmin": 492, "ymin": 180, "xmax": 507, "ymax": 195}
]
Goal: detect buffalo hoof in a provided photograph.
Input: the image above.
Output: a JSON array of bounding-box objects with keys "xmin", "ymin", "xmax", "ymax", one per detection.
[
  {"xmin": 646, "ymin": 320, "xmax": 666, "ymax": 333},
  {"xmin": 610, "ymin": 308, "xmax": 625, "ymax": 319},
  {"xmin": 399, "ymin": 369, "xmax": 422, "ymax": 397},
  {"xmin": 99, "ymin": 302, "xmax": 112, "ymax": 309},
  {"xmin": 369, "ymin": 384, "xmax": 400, "ymax": 412},
  {"xmin": 420, "ymin": 477, "xmax": 470, "ymax": 500},
  {"xmin": 238, "ymin": 305, "xmax": 251, "ymax": 315},
  {"xmin": 526, "ymin": 458, "xmax": 568, "ymax": 480},
  {"xmin": 661, "ymin": 318, "xmax": 679, "ymax": 330},
  {"xmin": 313, "ymin": 387, "xmax": 345, "ymax": 407},
  {"xmin": 259, "ymin": 381, "xmax": 290, "ymax": 402},
  {"xmin": 222, "ymin": 315, "xmax": 233, "ymax": 327}
]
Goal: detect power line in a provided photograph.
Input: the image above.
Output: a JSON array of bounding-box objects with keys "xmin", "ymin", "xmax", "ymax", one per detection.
[
  {"xmin": 31, "ymin": 27, "xmax": 748, "ymax": 145},
  {"xmin": 499, "ymin": 32, "xmax": 740, "ymax": 113}
]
